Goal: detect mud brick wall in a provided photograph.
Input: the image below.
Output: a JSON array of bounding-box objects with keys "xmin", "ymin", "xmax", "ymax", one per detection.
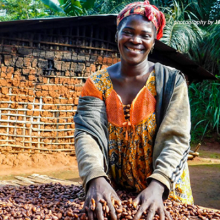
[{"xmin": 0, "ymin": 45, "xmax": 120, "ymax": 153}]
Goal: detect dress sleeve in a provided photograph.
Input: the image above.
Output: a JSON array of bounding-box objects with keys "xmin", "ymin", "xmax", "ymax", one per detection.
[
  {"xmin": 81, "ymin": 77, "xmax": 103, "ymax": 100},
  {"xmin": 147, "ymin": 80, "xmax": 191, "ymax": 200}
]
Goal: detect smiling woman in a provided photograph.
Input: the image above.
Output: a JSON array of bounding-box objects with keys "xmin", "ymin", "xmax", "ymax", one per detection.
[{"xmin": 74, "ymin": 1, "xmax": 193, "ymax": 220}]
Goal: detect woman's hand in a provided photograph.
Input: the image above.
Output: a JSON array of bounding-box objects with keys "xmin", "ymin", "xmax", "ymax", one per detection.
[
  {"xmin": 83, "ymin": 177, "xmax": 121, "ymax": 220},
  {"xmin": 133, "ymin": 180, "xmax": 172, "ymax": 220}
]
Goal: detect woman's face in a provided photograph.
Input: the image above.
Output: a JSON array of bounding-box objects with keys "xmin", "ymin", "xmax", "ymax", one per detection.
[{"xmin": 117, "ymin": 15, "xmax": 155, "ymax": 65}]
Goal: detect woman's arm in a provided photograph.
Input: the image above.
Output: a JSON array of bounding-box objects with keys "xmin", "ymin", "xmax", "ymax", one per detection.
[
  {"xmin": 74, "ymin": 96, "xmax": 121, "ymax": 220},
  {"xmin": 148, "ymin": 79, "xmax": 191, "ymax": 199},
  {"xmin": 75, "ymin": 132, "xmax": 108, "ymax": 190}
]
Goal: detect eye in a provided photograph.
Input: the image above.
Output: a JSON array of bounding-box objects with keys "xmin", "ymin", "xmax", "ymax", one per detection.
[
  {"xmin": 122, "ymin": 30, "xmax": 132, "ymax": 35},
  {"xmin": 142, "ymin": 34, "xmax": 151, "ymax": 39}
]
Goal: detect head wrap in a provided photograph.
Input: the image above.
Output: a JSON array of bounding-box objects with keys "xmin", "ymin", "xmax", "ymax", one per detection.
[{"xmin": 117, "ymin": 0, "xmax": 166, "ymax": 40}]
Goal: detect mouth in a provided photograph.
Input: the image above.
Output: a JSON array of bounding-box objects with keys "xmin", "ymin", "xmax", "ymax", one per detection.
[{"xmin": 126, "ymin": 46, "xmax": 144, "ymax": 54}]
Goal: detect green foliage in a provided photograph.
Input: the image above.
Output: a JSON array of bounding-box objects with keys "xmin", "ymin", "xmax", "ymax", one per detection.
[
  {"xmin": 189, "ymin": 77, "xmax": 220, "ymax": 142},
  {"xmin": 40, "ymin": 0, "xmax": 64, "ymax": 13},
  {"xmin": 39, "ymin": 0, "xmax": 95, "ymax": 16},
  {"xmin": 0, "ymin": 0, "xmax": 64, "ymax": 21},
  {"xmin": 160, "ymin": 0, "xmax": 204, "ymax": 56},
  {"xmin": 0, "ymin": 0, "xmax": 57, "ymax": 21},
  {"xmin": 201, "ymin": 24, "xmax": 220, "ymax": 75}
]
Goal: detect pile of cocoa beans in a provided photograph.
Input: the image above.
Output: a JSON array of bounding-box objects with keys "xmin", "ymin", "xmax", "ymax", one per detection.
[{"xmin": 0, "ymin": 183, "xmax": 219, "ymax": 220}]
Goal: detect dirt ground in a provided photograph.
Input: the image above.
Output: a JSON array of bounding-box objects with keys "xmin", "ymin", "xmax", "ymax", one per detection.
[{"xmin": 0, "ymin": 139, "xmax": 220, "ymax": 210}]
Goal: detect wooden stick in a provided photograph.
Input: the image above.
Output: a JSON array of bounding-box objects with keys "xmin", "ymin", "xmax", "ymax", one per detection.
[
  {"xmin": 0, "ymin": 133, "xmax": 74, "ymax": 138},
  {"xmin": 0, "ymin": 109, "xmax": 77, "ymax": 112},
  {"xmin": 194, "ymin": 143, "xmax": 201, "ymax": 152},
  {"xmin": 0, "ymin": 144, "xmax": 75, "ymax": 151}
]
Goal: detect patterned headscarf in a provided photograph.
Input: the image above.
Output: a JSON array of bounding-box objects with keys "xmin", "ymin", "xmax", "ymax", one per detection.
[{"xmin": 117, "ymin": 0, "xmax": 166, "ymax": 40}]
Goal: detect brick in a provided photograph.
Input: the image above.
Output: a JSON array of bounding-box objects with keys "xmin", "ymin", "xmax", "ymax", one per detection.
[
  {"xmin": 28, "ymin": 81, "xmax": 34, "ymax": 87},
  {"xmin": 32, "ymin": 59, "xmax": 38, "ymax": 68},
  {"xmin": 90, "ymin": 55, "xmax": 97, "ymax": 62},
  {"xmin": 0, "ymin": 71, "xmax": 6, "ymax": 78},
  {"xmin": 24, "ymin": 57, "xmax": 32, "ymax": 67},
  {"xmin": 33, "ymin": 49, "xmax": 40, "ymax": 57},
  {"xmin": 90, "ymin": 64, "xmax": 96, "ymax": 73},
  {"xmin": 54, "ymin": 99, "xmax": 60, "ymax": 104},
  {"xmin": 78, "ymin": 54, "xmax": 85, "ymax": 61},
  {"xmin": 55, "ymin": 51, "xmax": 63, "ymax": 60},
  {"xmin": 16, "ymin": 57, "xmax": 24, "ymax": 68},
  {"xmin": 72, "ymin": 53, "xmax": 77, "ymax": 60},
  {"xmin": 27, "ymin": 111, "xmax": 33, "ymax": 116},
  {"xmin": 29, "ymin": 75, "xmax": 35, "ymax": 81},
  {"xmin": 85, "ymin": 55, "xmax": 90, "ymax": 61},
  {"xmin": 75, "ymin": 63, "xmax": 85, "ymax": 73},
  {"xmin": 40, "ymin": 50, "xmax": 46, "ymax": 58},
  {"xmin": 103, "ymin": 57, "xmax": 108, "ymax": 64},
  {"xmin": 28, "ymin": 90, "xmax": 34, "ymax": 96},
  {"xmin": 74, "ymin": 97, "xmax": 79, "ymax": 105},
  {"xmin": 62, "ymin": 62, "xmax": 70, "ymax": 71},
  {"xmin": 38, "ymin": 59, "xmax": 48, "ymax": 69},
  {"xmin": 36, "ymin": 91, "xmax": 42, "ymax": 97},
  {"xmin": 23, "ymin": 68, "xmax": 30, "ymax": 75},
  {"xmin": 43, "ymin": 77, "xmax": 48, "ymax": 84},
  {"xmin": 0, "ymin": 79, "xmax": 7, "ymax": 86},
  {"xmin": 107, "ymin": 57, "xmax": 113, "ymax": 65},
  {"xmin": 0, "ymin": 103, "xmax": 8, "ymax": 108},
  {"xmin": 97, "ymin": 56, "xmax": 103, "ymax": 64},
  {"xmin": 1, "ymin": 66, "xmax": 7, "ymax": 73},
  {"xmin": 27, "ymin": 105, "xmax": 33, "ymax": 110},
  {"xmin": 41, "ymin": 85, "xmax": 49, "ymax": 91},
  {"xmin": 70, "ymin": 62, "xmax": 76, "ymax": 70},
  {"xmin": 14, "ymin": 69, "xmax": 21, "ymax": 75},
  {"xmin": 45, "ymin": 51, "xmax": 54, "ymax": 59},
  {"xmin": 1, "ymin": 87, "xmax": 8, "ymax": 95},
  {"xmin": 42, "ymin": 91, "xmax": 48, "ymax": 96},
  {"xmin": 30, "ymin": 68, "xmax": 37, "ymax": 75},
  {"xmin": 63, "ymin": 52, "xmax": 71, "ymax": 60},
  {"xmin": 33, "ymin": 111, "xmax": 40, "ymax": 116},
  {"xmin": 65, "ymin": 71, "xmax": 70, "ymax": 76},
  {"xmin": 54, "ymin": 60, "xmax": 62, "ymax": 70},
  {"xmin": 17, "ymin": 47, "xmax": 32, "ymax": 55},
  {"xmin": 4, "ymin": 55, "xmax": 12, "ymax": 66},
  {"xmin": 37, "ymin": 68, "xmax": 43, "ymax": 75}
]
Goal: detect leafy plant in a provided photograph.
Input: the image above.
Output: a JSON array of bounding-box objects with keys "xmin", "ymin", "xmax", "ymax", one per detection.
[
  {"xmin": 201, "ymin": 24, "xmax": 220, "ymax": 76},
  {"xmin": 189, "ymin": 77, "xmax": 220, "ymax": 142},
  {"xmin": 39, "ymin": 0, "xmax": 95, "ymax": 16},
  {"xmin": 160, "ymin": 0, "xmax": 204, "ymax": 57}
]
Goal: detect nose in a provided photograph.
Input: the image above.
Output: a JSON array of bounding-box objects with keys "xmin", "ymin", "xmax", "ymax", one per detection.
[{"xmin": 130, "ymin": 35, "xmax": 141, "ymax": 44}]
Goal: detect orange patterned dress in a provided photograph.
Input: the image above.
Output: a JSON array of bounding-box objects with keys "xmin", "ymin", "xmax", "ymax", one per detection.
[{"xmin": 81, "ymin": 68, "xmax": 194, "ymax": 204}]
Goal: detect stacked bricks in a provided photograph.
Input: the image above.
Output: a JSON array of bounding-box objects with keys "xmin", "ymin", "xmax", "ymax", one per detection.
[{"xmin": 0, "ymin": 45, "xmax": 120, "ymax": 153}]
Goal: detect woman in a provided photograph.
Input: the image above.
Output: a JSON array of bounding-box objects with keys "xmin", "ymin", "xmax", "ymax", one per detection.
[{"xmin": 74, "ymin": 1, "xmax": 193, "ymax": 220}]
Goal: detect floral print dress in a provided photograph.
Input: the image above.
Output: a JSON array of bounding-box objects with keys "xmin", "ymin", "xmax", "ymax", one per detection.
[{"xmin": 81, "ymin": 68, "xmax": 194, "ymax": 204}]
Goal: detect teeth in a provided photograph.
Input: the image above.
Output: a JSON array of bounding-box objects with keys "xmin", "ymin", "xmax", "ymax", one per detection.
[{"xmin": 127, "ymin": 47, "xmax": 142, "ymax": 52}]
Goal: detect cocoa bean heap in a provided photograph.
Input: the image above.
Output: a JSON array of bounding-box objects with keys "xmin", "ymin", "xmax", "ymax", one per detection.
[{"xmin": 0, "ymin": 183, "xmax": 219, "ymax": 220}]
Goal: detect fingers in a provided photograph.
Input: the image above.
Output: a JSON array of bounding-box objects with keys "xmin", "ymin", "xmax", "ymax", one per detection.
[
  {"xmin": 96, "ymin": 200, "xmax": 104, "ymax": 220},
  {"xmin": 106, "ymin": 196, "xmax": 117, "ymax": 220},
  {"xmin": 164, "ymin": 209, "xmax": 173, "ymax": 220},
  {"xmin": 158, "ymin": 207, "xmax": 165, "ymax": 220},
  {"xmin": 146, "ymin": 204, "xmax": 156, "ymax": 220},
  {"xmin": 88, "ymin": 205, "xmax": 95, "ymax": 220},
  {"xmin": 132, "ymin": 195, "xmax": 140, "ymax": 209},
  {"xmin": 133, "ymin": 202, "xmax": 149, "ymax": 220}
]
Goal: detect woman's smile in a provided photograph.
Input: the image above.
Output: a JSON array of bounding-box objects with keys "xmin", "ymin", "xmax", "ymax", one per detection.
[{"xmin": 125, "ymin": 46, "xmax": 145, "ymax": 54}]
